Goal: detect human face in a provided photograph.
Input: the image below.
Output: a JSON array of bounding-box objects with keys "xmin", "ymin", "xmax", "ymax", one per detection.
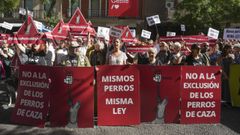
[
  {"xmin": 114, "ymin": 39, "xmax": 121, "ymax": 50},
  {"xmin": 148, "ymin": 50, "xmax": 155, "ymax": 58}
]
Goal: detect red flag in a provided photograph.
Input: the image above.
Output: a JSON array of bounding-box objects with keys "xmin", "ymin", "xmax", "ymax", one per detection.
[
  {"xmin": 52, "ymin": 19, "xmax": 70, "ymax": 40},
  {"xmin": 68, "ymin": 7, "xmax": 88, "ymax": 32},
  {"xmin": 121, "ymin": 26, "xmax": 135, "ymax": 43},
  {"xmin": 80, "ymin": 25, "xmax": 96, "ymax": 37},
  {"xmin": 108, "ymin": 0, "xmax": 139, "ymax": 17},
  {"xmin": 16, "ymin": 16, "xmax": 43, "ymax": 44}
]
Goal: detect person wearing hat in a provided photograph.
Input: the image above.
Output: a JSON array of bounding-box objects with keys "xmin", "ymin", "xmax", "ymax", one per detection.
[
  {"xmin": 60, "ymin": 41, "xmax": 90, "ymax": 67},
  {"xmin": 184, "ymin": 43, "xmax": 208, "ymax": 66}
]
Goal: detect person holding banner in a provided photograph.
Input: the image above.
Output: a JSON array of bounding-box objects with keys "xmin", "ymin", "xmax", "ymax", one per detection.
[
  {"xmin": 107, "ymin": 38, "xmax": 127, "ymax": 65},
  {"xmin": 147, "ymin": 47, "xmax": 157, "ymax": 65},
  {"xmin": 89, "ymin": 40, "xmax": 105, "ymax": 66},
  {"xmin": 155, "ymin": 42, "xmax": 171, "ymax": 65},
  {"xmin": 209, "ymin": 43, "xmax": 221, "ymax": 65},
  {"xmin": 184, "ymin": 44, "xmax": 208, "ymax": 66},
  {"xmin": 61, "ymin": 41, "xmax": 90, "ymax": 67},
  {"xmin": 216, "ymin": 45, "xmax": 234, "ymax": 105},
  {"xmin": 55, "ymin": 40, "xmax": 68, "ymax": 66},
  {"xmin": 233, "ymin": 43, "xmax": 240, "ymax": 64},
  {"xmin": 16, "ymin": 43, "xmax": 51, "ymax": 66}
]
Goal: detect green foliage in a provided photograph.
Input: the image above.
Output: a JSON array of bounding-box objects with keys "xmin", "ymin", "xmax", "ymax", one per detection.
[
  {"xmin": 45, "ymin": 16, "xmax": 59, "ymax": 29},
  {"xmin": 0, "ymin": 0, "xmax": 20, "ymax": 13},
  {"xmin": 174, "ymin": 0, "xmax": 240, "ymax": 34}
]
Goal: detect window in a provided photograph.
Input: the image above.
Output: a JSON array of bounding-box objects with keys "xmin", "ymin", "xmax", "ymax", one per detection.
[{"xmin": 89, "ymin": 0, "xmax": 100, "ymax": 17}]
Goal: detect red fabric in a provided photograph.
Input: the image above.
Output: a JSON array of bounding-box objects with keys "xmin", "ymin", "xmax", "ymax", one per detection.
[
  {"xmin": 11, "ymin": 65, "xmax": 50, "ymax": 127},
  {"xmin": 138, "ymin": 65, "xmax": 181, "ymax": 123},
  {"xmin": 159, "ymin": 35, "xmax": 217, "ymax": 46},
  {"xmin": 68, "ymin": 7, "xmax": 89, "ymax": 33},
  {"xmin": 51, "ymin": 19, "xmax": 70, "ymax": 40},
  {"xmin": 180, "ymin": 66, "xmax": 221, "ymax": 124},
  {"xmin": 50, "ymin": 67, "xmax": 94, "ymax": 128},
  {"xmin": 15, "ymin": 16, "xmax": 44, "ymax": 44},
  {"xmin": 121, "ymin": 26, "xmax": 136, "ymax": 43},
  {"xmin": 108, "ymin": 0, "xmax": 139, "ymax": 17},
  {"xmin": 97, "ymin": 65, "xmax": 140, "ymax": 126}
]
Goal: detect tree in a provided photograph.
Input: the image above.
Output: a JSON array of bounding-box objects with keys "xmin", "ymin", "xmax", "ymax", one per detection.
[
  {"xmin": 174, "ymin": 0, "xmax": 240, "ymax": 34},
  {"xmin": 0, "ymin": 0, "xmax": 20, "ymax": 14}
]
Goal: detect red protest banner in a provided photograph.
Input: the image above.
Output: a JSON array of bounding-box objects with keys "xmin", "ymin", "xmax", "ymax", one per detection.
[
  {"xmin": 16, "ymin": 16, "xmax": 43, "ymax": 44},
  {"xmin": 97, "ymin": 65, "xmax": 140, "ymax": 126},
  {"xmin": 138, "ymin": 65, "xmax": 181, "ymax": 123},
  {"xmin": 49, "ymin": 67, "xmax": 94, "ymax": 128},
  {"xmin": 126, "ymin": 45, "xmax": 154, "ymax": 53},
  {"xmin": 68, "ymin": 7, "xmax": 88, "ymax": 33},
  {"xmin": 51, "ymin": 19, "xmax": 70, "ymax": 40},
  {"xmin": 180, "ymin": 66, "xmax": 221, "ymax": 124},
  {"xmin": 108, "ymin": 0, "xmax": 139, "ymax": 17},
  {"xmin": 11, "ymin": 65, "xmax": 51, "ymax": 127},
  {"xmin": 121, "ymin": 26, "xmax": 135, "ymax": 43}
]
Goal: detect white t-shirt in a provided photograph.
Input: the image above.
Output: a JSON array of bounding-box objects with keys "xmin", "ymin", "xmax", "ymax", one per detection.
[{"xmin": 108, "ymin": 51, "xmax": 127, "ymax": 65}]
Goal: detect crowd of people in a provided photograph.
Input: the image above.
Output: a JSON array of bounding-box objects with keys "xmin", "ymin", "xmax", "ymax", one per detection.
[{"xmin": 0, "ymin": 34, "xmax": 240, "ymax": 105}]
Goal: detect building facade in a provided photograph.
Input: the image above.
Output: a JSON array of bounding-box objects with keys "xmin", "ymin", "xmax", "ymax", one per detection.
[{"xmin": 0, "ymin": 0, "xmax": 180, "ymax": 35}]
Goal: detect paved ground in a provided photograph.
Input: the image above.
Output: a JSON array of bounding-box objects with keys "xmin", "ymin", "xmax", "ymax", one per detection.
[{"xmin": 0, "ymin": 104, "xmax": 239, "ymax": 135}]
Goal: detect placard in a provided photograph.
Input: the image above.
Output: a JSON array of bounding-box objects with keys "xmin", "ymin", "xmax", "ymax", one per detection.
[
  {"xmin": 109, "ymin": 27, "xmax": 123, "ymax": 38},
  {"xmin": 2, "ymin": 21, "xmax": 13, "ymax": 30},
  {"xmin": 97, "ymin": 65, "xmax": 140, "ymax": 126},
  {"xmin": 11, "ymin": 65, "xmax": 50, "ymax": 127},
  {"xmin": 180, "ymin": 66, "xmax": 221, "ymax": 124},
  {"xmin": 97, "ymin": 27, "xmax": 110, "ymax": 39},
  {"xmin": 166, "ymin": 32, "xmax": 176, "ymax": 37},
  {"xmin": 207, "ymin": 28, "xmax": 219, "ymax": 39},
  {"xmin": 146, "ymin": 15, "xmax": 161, "ymax": 26},
  {"xmin": 223, "ymin": 28, "xmax": 240, "ymax": 40},
  {"xmin": 141, "ymin": 30, "xmax": 151, "ymax": 39}
]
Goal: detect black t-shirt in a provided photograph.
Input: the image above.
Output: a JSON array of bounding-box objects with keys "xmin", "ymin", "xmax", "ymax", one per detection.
[
  {"xmin": 25, "ymin": 49, "xmax": 51, "ymax": 66},
  {"xmin": 185, "ymin": 54, "xmax": 206, "ymax": 66}
]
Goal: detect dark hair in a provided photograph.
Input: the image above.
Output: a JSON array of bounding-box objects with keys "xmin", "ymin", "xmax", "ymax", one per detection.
[
  {"xmin": 221, "ymin": 45, "xmax": 232, "ymax": 57},
  {"xmin": 191, "ymin": 43, "xmax": 200, "ymax": 50}
]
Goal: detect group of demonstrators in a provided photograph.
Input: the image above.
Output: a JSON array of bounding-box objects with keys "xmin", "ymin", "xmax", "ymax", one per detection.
[
  {"xmin": 1, "ymin": 34, "xmax": 240, "ymax": 67},
  {"xmin": 1, "ymin": 34, "xmax": 240, "ymax": 106}
]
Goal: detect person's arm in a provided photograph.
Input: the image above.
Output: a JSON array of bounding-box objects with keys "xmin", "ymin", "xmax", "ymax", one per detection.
[
  {"xmin": 16, "ymin": 44, "xmax": 27, "ymax": 54},
  {"xmin": 0, "ymin": 48, "xmax": 8, "ymax": 58}
]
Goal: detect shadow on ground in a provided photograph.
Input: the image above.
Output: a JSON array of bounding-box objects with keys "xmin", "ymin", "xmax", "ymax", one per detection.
[
  {"xmin": 0, "ymin": 104, "xmax": 239, "ymax": 135},
  {"xmin": 221, "ymin": 104, "xmax": 240, "ymax": 134}
]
